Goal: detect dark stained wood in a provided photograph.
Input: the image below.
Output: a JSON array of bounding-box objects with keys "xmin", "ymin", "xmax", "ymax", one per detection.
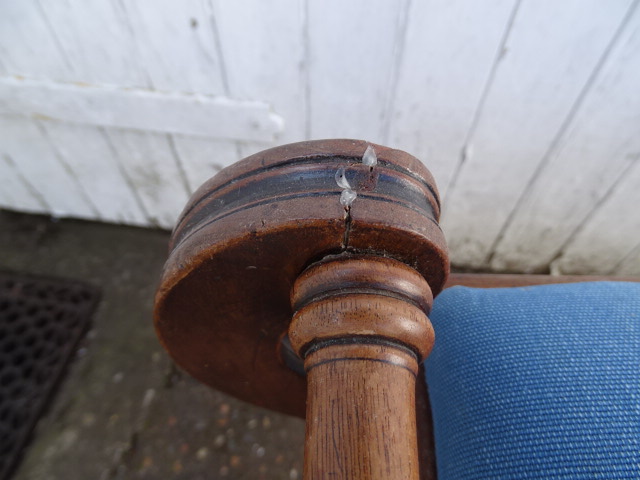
[
  {"xmin": 416, "ymin": 365, "xmax": 437, "ymax": 480},
  {"xmin": 154, "ymin": 139, "xmax": 448, "ymax": 418},
  {"xmin": 447, "ymin": 273, "xmax": 640, "ymax": 288},
  {"xmin": 290, "ymin": 255, "xmax": 434, "ymax": 360},
  {"xmin": 291, "ymin": 254, "xmax": 433, "ymax": 313},
  {"xmin": 305, "ymin": 344, "xmax": 420, "ymax": 479},
  {"xmin": 290, "ymin": 256, "xmax": 436, "ymax": 480},
  {"xmin": 154, "ymin": 139, "xmax": 448, "ymax": 479}
]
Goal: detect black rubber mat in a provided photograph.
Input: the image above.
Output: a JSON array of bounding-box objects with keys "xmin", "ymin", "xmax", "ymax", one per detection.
[{"xmin": 0, "ymin": 272, "xmax": 99, "ymax": 480}]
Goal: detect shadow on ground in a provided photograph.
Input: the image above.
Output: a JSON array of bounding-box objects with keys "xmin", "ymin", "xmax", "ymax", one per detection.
[{"xmin": 0, "ymin": 210, "xmax": 304, "ymax": 480}]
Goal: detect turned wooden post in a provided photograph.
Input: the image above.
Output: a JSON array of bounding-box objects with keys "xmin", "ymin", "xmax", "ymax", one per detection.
[
  {"xmin": 154, "ymin": 139, "xmax": 448, "ymax": 479},
  {"xmin": 289, "ymin": 255, "xmax": 435, "ymax": 479}
]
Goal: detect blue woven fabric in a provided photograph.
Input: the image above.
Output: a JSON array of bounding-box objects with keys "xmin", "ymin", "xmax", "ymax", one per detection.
[{"xmin": 425, "ymin": 282, "xmax": 640, "ymax": 479}]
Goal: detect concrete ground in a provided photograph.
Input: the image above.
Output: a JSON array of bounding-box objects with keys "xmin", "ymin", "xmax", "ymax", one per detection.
[{"xmin": 0, "ymin": 210, "xmax": 304, "ymax": 480}]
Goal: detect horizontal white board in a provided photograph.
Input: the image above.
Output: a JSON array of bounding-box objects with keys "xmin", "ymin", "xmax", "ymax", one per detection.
[{"xmin": 0, "ymin": 76, "xmax": 283, "ymax": 142}]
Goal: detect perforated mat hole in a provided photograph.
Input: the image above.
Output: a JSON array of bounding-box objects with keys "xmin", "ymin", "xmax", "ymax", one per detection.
[
  {"xmin": 21, "ymin": 365, "xmax": 33, "ymax": 379},
  {"xmin": 53, "ymin": 333, "xmax": 68, "ymax": 348},
  {"xmin": 32, "ymin": 346, "xmax": 45, "ymax": 361},
  {"xmin": 42, "ymin": 326, "xmax": 57, "ymax": 343},
  {"xmin": 2, "ymin": 341, "xmax": 17, "ymax": 354},
  {"xmin": 35, "ymin": 370, "xmax": 50, "ymax": 385},
  {"xmin": 0, "ymin": 272, "xmax": 99, "ymax": 479},
  {"xmin": 35, "ymin": 316, "xmax": 48, "ymax": 329},
  {"xmin": 11, "ymin": 353, "xmax": 27, "ymax": 368},
  {"xmin": 0, "ymin": 369, "xmax": 17, "ymax": 387},
  {"xmin": 9, "ymin": 383, "xmax": 25, "ymax": 399}
]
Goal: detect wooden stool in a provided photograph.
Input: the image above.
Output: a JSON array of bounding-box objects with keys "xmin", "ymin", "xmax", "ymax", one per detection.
[{"xmin": 154, "ymin": 139, "xmax": 449, "ymax": 479}]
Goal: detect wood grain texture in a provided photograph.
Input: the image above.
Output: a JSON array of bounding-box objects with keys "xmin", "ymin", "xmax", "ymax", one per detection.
[
  {"xmin": 170, "ymin": 135, "xmax": 238, "ymax": 193},
  {"xmin": 155, "ymin": 139, "xmax": 447, "ymax": 417},
  {"xmin": 443, "ymin": 0, "xmax": 634, "ymax": 268},
  {"xmin": 152, "ymin": 120, "xmax": 636, "ymax": 480},
  {"xmin": 291, "ymin": 292, "xmax": 432, "ymax": 348},
  {"xmin": 554, "ymin": 160, "xmax": 640, "ymax": 275},
  {"xmin": 0, "ymin": 77, "xmax": 283, "ymax": 142},
  {"xmin": 1, "ymin": 0, "xmax": 639, "ymax": 275},
  {"xmin": 34, "ymin": 0, "xmax": 148, "ymax": 86},
  {"xmin": 0, "ymin": 0, "xmax": 71, "ymax": 80},
  {"xmin": 489, "ymin": 4, "xmax": 640, "ymax": 272},
  {"xmin": 119, "ymin": 0, "xmax": 225, "ymax": 94},
  {"xmin": 388, "ymin": 0, "xmax": 517, "ymax": 195},
  {"xmin": 617, "ymin": 245, "xmax": 640, "ymax": 276},
  {"xmin": 306, "ymin": 0, "xmax": 408, "ymax": 140},
  {"xmin": 103, "ymin": 129, "xmax": 191, "ymax": 229},
  {"xmin": 0, "ymin": 150, "xmax": 48, "ymax": 214},
  {"xmin": 35, "ymin": 121, "xmax": 149, "ymax": 225},
  {"xmin": 211, "ymin": 0, "xmax": 307, "ymax": 146},
  {"xmin": 304, "ymin": 344, "xmax": 420, "ymax": 480},
  {"xmin": 0, "ymin": 116, "xmax": 97, "ymax": 218},
  {"xmin": 115, "ymin": 0, "xmax": 244, "ymax": 205},
  {"xmin": 289, "ymin": 255, "xmax": 438, "ymax": 480},
  {"xmin": 0, "ymin": 0, "xmax": 163, "ymax": 226}
]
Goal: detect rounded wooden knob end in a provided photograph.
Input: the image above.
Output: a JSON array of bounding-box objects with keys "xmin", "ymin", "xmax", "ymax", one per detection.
[
  {"xmin": 289, "ymin": 255, "xmax": 435, "ymax": 363},
  {"xmin": 154, "ymin": 139, "xmax": 448, "ymax": 417}
]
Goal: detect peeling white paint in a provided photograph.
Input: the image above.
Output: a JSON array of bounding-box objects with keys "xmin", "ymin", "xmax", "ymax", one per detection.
[
  {"xmin": 0, "ymin": 0, "xmax": 638, "ymax": 275},
  {"xmin": 0, "ymin": 76, "xmax": 284, "ymax": 142}
]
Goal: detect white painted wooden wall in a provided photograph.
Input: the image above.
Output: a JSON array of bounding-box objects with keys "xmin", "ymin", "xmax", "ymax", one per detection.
[{"xmin": 1, "ymin": 0, "xmax": 639, "ymax": 275}]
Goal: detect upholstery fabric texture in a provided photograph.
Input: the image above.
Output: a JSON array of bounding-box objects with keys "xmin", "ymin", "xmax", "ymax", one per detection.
[{"xmin": 425, "ymin": 282, "xmax": 640, "ymax": 479}]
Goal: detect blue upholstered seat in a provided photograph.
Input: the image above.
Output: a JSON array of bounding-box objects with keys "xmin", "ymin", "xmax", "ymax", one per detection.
[{"xmin": 425, "ymin": 282, "xmax": 640, "ymax": 479}]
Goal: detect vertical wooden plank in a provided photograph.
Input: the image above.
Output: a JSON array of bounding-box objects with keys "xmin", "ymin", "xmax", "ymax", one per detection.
[
  {"xmin": 0, "ymin": 0, "xmax": 160, "ymax": 225},
  {"xmin": 211, "ymin": 0, "xmax": 307, "ymax": 146},
  {"xmin": 121, "ymin": 0, "xmax": 240, "ymax": 192},
  {"xmin": 38, "ymin": 122, "xmax": 150, "ymax": 225},
  {"xmin": 34, "ymin": 0, "xmax": 147, "ymax": 85},
  {"xmin": 0, "ymin": 0, "xmax": 70, "ymax": 79},
  {"xmin": 615, "ymin": 244, "xmax": 640, "ymax": 276},
  {"xmin": 104, "ymin": 129, "xmax": 191, "ymax": 229},
  {"xmin": 119, "ymin": 0, "xmax": 224, "ymax": 94},
  {"xmin": 489, "ymin": 5, "xmax": 640, "ymax": 272},
  {"xmin": 554, "ymin": 160, "xmax": 640, "ymax": 274},
  {"xmin": 388, "ymin": 0, "xmax": 517, "ymax": 194},
  {"xmin": 0, "ymin": 6, "xmax": 50, "ymax": 215},
  {"xmin": 0, "ymin": 116, "xmax": 99, "ymax": 218},
  {"xmin": 0, "ymin": 153, "xmax": 49, "ymax": 214},
  {"xmin": 170, "ymin": 135, "xmax": 236, "ymax": 191},
  {"xmin": 12, "ymin": 0, "xmax": 225, "ymax": 224},
  {"xmin": 441, "ymin": 0, "xmax": 634, "ymax": 269},
  {"xmin": 37, "ymin": 0, "xmax": 190, "ymax": 226},
  {"xmin": 0, "ymin": 1, "xmax": 106, "ymax": 218},
  {"xmin": 173, "ymin": 137, "xmax": 239, "ymax": 193},
  {"xmin": 306, "ymin": 0, "xmax": 407, "ymax": 140}
]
